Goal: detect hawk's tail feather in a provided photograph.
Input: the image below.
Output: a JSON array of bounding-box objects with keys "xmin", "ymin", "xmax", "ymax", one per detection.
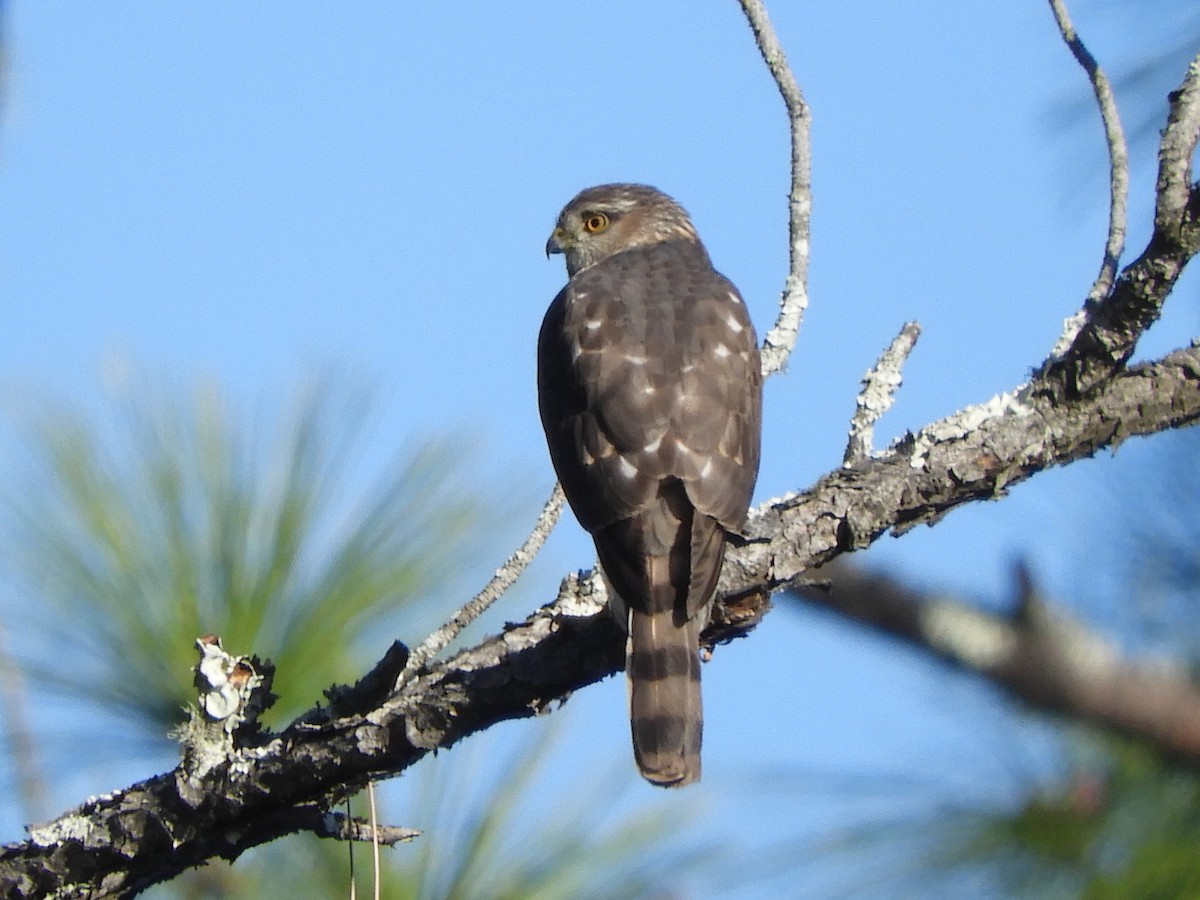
[
  {"xmin": 627, "ymin": 605, "xmax": 703, "ymax": 787},
  {"xmin": 686, "ymin": 512, "xmax": 725, "ymax": 621}
]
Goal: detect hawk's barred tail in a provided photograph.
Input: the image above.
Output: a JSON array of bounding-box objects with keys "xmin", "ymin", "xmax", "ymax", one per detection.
[{"xmin": 627, "ymin": 606, "xmax": 704, "ymax": 787}]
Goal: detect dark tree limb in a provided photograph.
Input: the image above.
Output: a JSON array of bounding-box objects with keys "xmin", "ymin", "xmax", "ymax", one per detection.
[{"xmin": 3, "ymin": 341, "xmax": 1198, "ymax": 897}]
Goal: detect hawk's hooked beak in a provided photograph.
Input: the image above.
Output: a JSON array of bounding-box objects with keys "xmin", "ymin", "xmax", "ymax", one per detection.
[{"xmin": 545, "ymin": 228, "xmax": 568, "ymax": 258}]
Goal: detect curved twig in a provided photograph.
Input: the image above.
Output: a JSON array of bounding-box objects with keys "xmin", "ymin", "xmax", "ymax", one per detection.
[
  {"xmin": 1048, "ymin": 0, "xmax": 1129, "ymax": 312},
  {"xmin": 737, "ymin": 0, "xmax": 812, "ymax": 377}
]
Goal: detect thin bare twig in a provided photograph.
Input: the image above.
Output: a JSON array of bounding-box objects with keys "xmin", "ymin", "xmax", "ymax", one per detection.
[
  {"xmin": 1049, "ymin": 0, "xmax": 1129, "ymax": 307},
  {"xmin": 737, "ymin": 0, "xmax": 812, "ymax": 377},
  {"xmin": 317, "ymin": 810, "xmax": 419, "ymax": 847},
  {"xmin": 396, "ymin": 483, "xmax": 565, "ymax": 688},
  {"xmin": 843, "ymin": 322, "xmax": 921, "ymax": 467}
]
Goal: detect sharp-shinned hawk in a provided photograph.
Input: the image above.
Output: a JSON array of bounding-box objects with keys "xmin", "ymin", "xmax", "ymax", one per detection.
[{"xmin": 538, "ymin": 183, "xmax": 762, "ymax": 787}]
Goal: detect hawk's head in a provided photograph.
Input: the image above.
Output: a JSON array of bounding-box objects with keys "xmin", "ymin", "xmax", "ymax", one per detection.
[{"xmin": 546, "ymin": 183, "xmax": 701, "ymax": 277}]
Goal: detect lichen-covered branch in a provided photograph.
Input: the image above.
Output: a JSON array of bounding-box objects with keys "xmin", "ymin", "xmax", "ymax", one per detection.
[
  {"xmin": 726, "ymin": 346, "xmax": 1200, "ymax": 593},
  {"xmin": 4, "ymin": 336, "xmax": 1199, "ymax": 897},
  {"xmin": 1155, "ymin": 51, "xmax": 1200, "ymax": 237},
  {"xmin": 843, "ymin": 322, "xmax": 921, "ymax": 467},
  {"xmin": 1039, "ymin": 54, "xmax": 1200, "ymax": 396}
]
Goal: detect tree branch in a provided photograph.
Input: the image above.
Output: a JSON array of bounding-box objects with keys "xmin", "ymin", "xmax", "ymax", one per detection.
[
  {"xmin": 791, "ymin": 559, "xmax": 1200, "ymax": 764},
  {"xmin": 737, "ymin": 0, "xmax": 812, "ymax": 377},
  {"xmin": 4, "ymin": 334, "xmax": 1199, "ymax": 895},
  {"xmin": 398, "ymin": 483, "xmax": 565, "ymax": 687},
  {"xmin": 843, "ymin": 322, "xmax": 921, "ymax": 467},
  {"xmin": 726, "ymin": 346, "xmax": 1200, "ymax": 593},
  {"xmin": 1039, "ymin": 53, "xmax": 1200, "ymax": 396},
  {"xmin": 1156, "ymin": 50, "xmax": 1200, "ymax": 238},
  {"xmin": 1047, "ymin": 0, "xmax": 1128, "ymax": 312}
]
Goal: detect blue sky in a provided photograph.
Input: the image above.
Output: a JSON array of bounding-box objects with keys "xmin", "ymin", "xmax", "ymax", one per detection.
[{"xmin": 1, "ymin": 1, "xmax": 1198, "ymax": 893}]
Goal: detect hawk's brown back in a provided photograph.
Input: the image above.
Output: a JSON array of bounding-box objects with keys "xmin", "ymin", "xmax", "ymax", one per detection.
[
  {"xmin": 538, "ymin": 187, "xmax": 761, "ymax": 786},
  {"xmin": 538, "ymin": 239, "xmax": 761, "ymax": 547}
]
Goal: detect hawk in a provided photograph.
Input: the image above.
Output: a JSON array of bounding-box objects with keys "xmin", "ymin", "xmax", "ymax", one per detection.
[{"xmin": 538, "ymin": 184, "xmax": 762, "ymax": 787}]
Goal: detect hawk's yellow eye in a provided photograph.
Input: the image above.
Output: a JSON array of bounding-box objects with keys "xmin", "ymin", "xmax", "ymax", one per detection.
[{"xmin": 583, "ymin": 212, "xmax": 610, "ymax": 234}]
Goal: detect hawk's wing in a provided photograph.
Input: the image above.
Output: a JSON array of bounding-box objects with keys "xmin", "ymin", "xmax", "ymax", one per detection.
[{"xmin": 537, "ymin": 239, "xmax": 761, "ymax": 541}]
